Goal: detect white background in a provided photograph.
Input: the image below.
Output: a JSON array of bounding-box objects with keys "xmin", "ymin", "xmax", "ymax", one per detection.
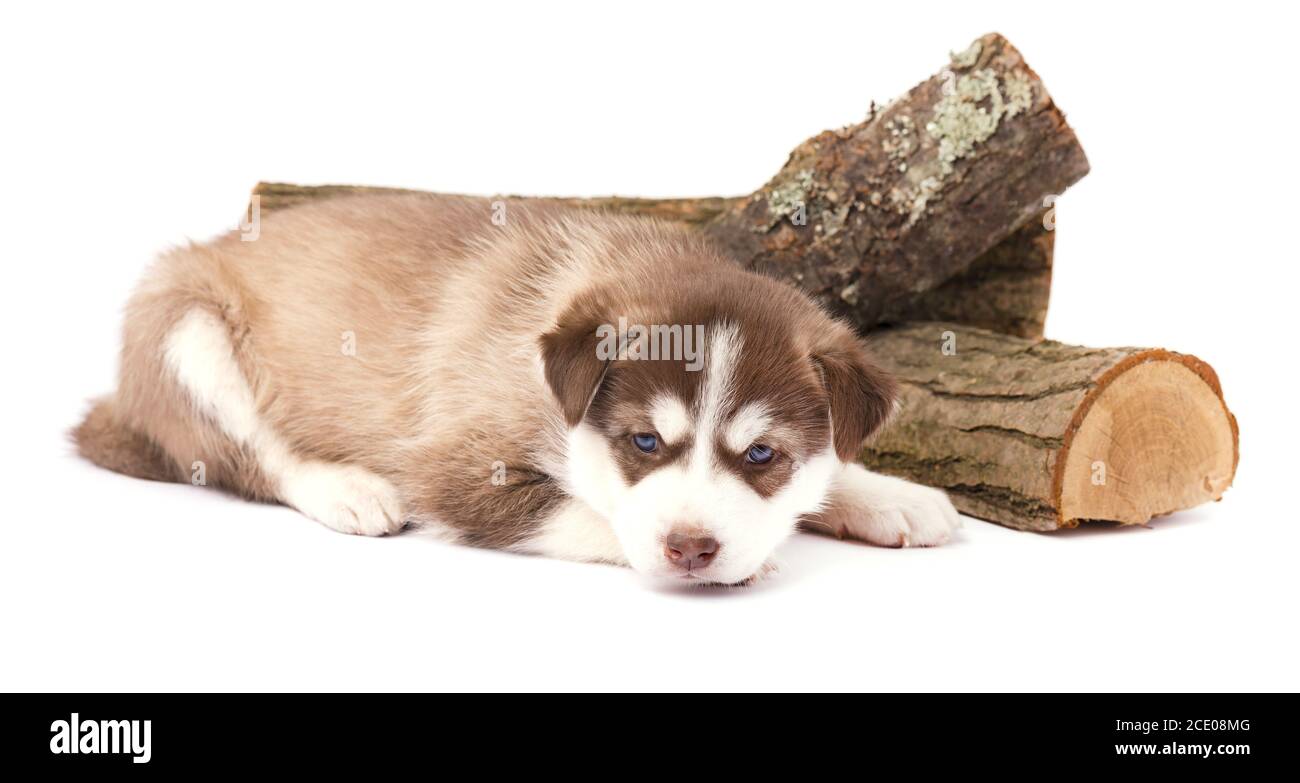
[{"xmin": 2, "ymin": 1, "xmax": 1296, "ymax": 692}]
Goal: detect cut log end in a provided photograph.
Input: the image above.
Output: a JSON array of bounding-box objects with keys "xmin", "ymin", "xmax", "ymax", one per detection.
[
  {"xmin": 861, "ymin": 324, "xmax": 1238, "ymax": 532},
  {"xmin": 1055, "ymin": 353, "xmax": 1238, "ymax": 528}
]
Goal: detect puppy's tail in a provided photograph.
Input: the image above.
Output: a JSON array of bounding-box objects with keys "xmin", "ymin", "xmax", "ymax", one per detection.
[{"xmin": 71, "ymin": 396, "xmax": 177, "ymax": 483}]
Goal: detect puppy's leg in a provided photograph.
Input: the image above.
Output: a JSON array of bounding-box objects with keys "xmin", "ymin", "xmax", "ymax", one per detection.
[
  {"xmin": 808, "ymin": 463, "xmax": 961, "ymax": 547},
  {"xmin": 515, "ymin": 497, "xmax": 627, "ymax": 565},
  {"xmin": 164, "ymin": 308, "xmax": 404, "ymax": 536}
]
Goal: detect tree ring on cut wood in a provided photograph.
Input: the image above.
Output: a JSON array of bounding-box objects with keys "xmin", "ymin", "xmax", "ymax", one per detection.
[{"xmin": 1055, "ymin": 352, "xmax": 1238, "ymax": 527}]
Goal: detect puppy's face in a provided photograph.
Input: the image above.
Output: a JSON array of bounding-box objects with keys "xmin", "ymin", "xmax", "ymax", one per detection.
[{"xmin": 542, "ymin": 293, "xmax": 894, "ymax": 584}]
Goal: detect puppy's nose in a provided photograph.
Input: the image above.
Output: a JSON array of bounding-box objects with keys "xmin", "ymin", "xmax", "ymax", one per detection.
[{"xmin": 664, "ymin": 530, "xmax": 720, "ymax": 570}]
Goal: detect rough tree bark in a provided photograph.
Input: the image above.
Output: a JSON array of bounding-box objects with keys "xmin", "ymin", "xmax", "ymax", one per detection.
[
  {"xmin": 879, "ymin": 215, "xmax": 1053, "ymax": 339},
  {"xmin": 253, "ymin": 182, "xmax": 740, "ymax": 227},
  {"xmin": 861, "ymin": 324, "xmax": 1239, "ymax": 531},
  {"xmin": 703, "ymin": 32, "xmax": 1087, "ymax": 331}
]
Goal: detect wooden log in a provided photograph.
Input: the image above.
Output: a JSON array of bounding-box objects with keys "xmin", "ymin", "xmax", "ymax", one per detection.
[
  {"xmin": 861, "ymin": 323, "xmax": 1239, "ymax": 531},
  {"xmin": 251, "ymin": 183, "xmax": 1054, "ymax": 339},
  {"xmin": 252, "ymin": 182, "xmax": 740, "ymax": 227},
  {"xmin": 879, "ymin": 214, "xmax": 1053, "ymax": 338},
  {"xmin": 703, "ymin": 32, "xmax": 1087, "ymax": 331}
]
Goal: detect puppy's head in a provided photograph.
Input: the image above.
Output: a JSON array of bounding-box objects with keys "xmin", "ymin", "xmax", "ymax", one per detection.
[{"xmin": 540, "ymin": 272, "xmax": 895, "ymax": 584}]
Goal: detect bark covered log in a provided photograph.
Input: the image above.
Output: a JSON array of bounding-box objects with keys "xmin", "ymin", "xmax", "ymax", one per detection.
[
  {"xmin": 861, "ymin": 324, "xmax": 1239, "ymax": 530},
  {"xmin": 703, "ymin": 33, "xmax": 1086, "ymax": 331},
  {"xmin": 879, "ymin": 214, "xmax": 1053, "ymax": 338},
  {"xmin": 252, "ymin": 182, "xmax": 740, "ymax": 227}
]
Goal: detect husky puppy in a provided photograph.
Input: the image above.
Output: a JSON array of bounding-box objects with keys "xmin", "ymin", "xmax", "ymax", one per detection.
[{"xmin": 74, "ymin": 194, "xmax": 959, "ymax": 584}]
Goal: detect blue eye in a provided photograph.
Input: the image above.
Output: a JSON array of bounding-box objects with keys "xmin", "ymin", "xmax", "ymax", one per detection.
[
  {"xmin": 746, "ymin": 444, "xmax": 774, "ymax": 465},
  {"xmin": 632, "ymin": 433, "xmax": 659, "ymax": 453}
]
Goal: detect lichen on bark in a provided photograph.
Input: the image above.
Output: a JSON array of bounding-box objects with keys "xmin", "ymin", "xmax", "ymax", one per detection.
[{"xmin": 765, "ymin": 169, "xmax": 815, "ymax": 225}]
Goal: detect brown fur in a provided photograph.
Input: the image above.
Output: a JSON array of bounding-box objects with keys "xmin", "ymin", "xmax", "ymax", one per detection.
[{"xmin": 72, "ymin": 398, "xmax": 178, "ymax": 483}]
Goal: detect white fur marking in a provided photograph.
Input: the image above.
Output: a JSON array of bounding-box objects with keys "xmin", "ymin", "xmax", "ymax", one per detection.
[
  {"xmin": 691, "ymin": 323, "xmax": 742, "ymax": 471},
  {"xmin": 651, "ymin": 394, "xmax": 691, "ymax": 444},
  {"xmin": 563, "ymin": 423, "xmax": 626, "ymax": 520},
  {"xmin": 163, "ymin": 308, "xmax": 403, "ymax": 536},
  {"xmin": 724, "ymin": 402, "xmax": 772, "ymax": 452},
  {"xmin": 520, "ymin": 497, "xmax": 628, "ymax": 564},
  {"xmin": 164, "ymin": 309, "xmax": 262, "ymax": 444}
]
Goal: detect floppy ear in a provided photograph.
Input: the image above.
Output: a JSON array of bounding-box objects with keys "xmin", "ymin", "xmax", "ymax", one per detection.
[
  {"xmin": 812, "ymin": 337, "xmax": 898, "ymax": 461},
  {"xmin": 539, "ymin": 310, "xmax": 611, "ymax": 428}
]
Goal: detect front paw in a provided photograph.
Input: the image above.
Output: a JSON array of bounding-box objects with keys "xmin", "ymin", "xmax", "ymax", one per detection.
[
  {"xmin": 280, "ymin": 462, "xmax": 405, "ymax": 536},
  {"xmin": 822, "ymin": 467, "xmax": 961, "ymax": 548}
]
